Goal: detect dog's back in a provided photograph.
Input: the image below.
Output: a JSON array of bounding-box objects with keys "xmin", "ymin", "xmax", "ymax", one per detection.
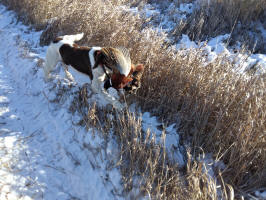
[{"xmin": 59, "ymin": 44, "xmax": 93, "ymax": 79}]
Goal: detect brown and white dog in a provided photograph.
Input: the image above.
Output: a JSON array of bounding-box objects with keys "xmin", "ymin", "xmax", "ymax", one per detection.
[{"xmin": 43, "ymin": 33, "xmax": 144, "ymax": 109}]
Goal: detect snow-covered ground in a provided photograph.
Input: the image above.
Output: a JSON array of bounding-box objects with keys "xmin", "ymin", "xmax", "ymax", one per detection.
[{"xmin": 0, "ymin": 5, "xmax": 123, "ymax": 200}]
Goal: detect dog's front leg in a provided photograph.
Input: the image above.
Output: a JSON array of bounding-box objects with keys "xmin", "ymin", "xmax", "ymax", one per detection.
[
  {"xmin": 91, "ymin": 68, "xmax": 125, "ymax": 110},
  {"xmin": 91, "ymin": 79, "xmax": 125, "ymax": 110},
  {"xmin": 91, "ymin": 77, "xmax": 103, "ymax": 94},
  {"xmin": 117, "ymin": 88, "xmax": 126, "ymax": 101}
]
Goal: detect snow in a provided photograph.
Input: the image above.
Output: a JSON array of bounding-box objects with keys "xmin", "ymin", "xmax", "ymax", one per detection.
[
  {"xmin": 255, "ymin": 191, "xmax": 266, "ymax": 199},
  {"xmin": 179, "ymin": 3, "xmax": 194, "ymax": 14},
  {"xmin": 120, "ymin": 1, "xmax": 196, "ymax": 34},
  {"xmin": 175, "ymin": 33, "xmax": 266, "ymax": 74},
  {"xmin": 0, "ymin": 5, "xmax": 123, "ymax": 199},
  {"xmin": 176, "ymin": 34, "xmax": 198, "ymax": 49},
  {"xmin": 142, "ymin": 112, "xmax": 185, "ymax": 167}
]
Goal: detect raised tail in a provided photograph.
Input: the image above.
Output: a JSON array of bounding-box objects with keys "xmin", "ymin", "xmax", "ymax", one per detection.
[{"xmin": 61, "ymin": 32, "xmax": 84, "ymax": 43}]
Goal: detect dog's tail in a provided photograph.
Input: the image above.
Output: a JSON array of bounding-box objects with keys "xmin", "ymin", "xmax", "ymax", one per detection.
[{"xmin": 61, "ymin": 32, "xmax": 84, "ymax": 43}]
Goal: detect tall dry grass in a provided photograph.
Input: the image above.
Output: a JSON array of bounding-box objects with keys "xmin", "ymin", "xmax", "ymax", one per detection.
[
  {"xmin": 138, "ymin": 48, "xmax": 266, "ymax": 189},
  {"xmin": 173, "ymin": 0, "xmax": 266, "ymax": 53},
  {"xmin": 1, "ymin": 0, "xmax": 265, "ymax": 198},
  {"xmin": 68, "ymin": 84, "xmax": 230, "ymax": 199}
]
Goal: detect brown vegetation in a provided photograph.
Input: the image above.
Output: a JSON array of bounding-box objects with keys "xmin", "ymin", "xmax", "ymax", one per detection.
[
  {"xmin": 68, "ymin": 84, "xmax": 229, "ymax": 199},
  {"xmin": 173, "ymin": 0, "xmax": 266, "ymax": 53}
]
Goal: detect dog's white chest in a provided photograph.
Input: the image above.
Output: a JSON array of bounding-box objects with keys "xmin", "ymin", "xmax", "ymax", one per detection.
[
  {"xmin": 89, "ymin": 47, "xmax": 102, "ymax": 67},
  {"xmin": 89, "ymin": 47, "xmax": 105, "ymax": 81}
]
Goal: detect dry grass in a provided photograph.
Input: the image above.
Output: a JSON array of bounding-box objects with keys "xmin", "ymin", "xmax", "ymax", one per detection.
[
  {"xmin": 68, "ymin": 84, "xmax": 230, "ymax": 199},
  {"xmin": 173, "ymin": 0, "xmax": 266, "ymax": 53},
  {"xmin": 139, "ymin": 47, "xmax": 266, "ymax": 187},
  {"xmin": 1, "ymin": 0, "xmax": 265, "ymax": 198}
]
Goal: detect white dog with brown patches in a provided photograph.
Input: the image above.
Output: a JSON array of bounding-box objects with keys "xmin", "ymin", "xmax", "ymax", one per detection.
[{"xmin": 43, "ymin": 33, "xmax": 144, "ymax": 110}]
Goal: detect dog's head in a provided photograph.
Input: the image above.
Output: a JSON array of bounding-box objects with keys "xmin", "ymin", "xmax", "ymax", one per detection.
[
  {"xmin": 93, "ymin": 47, "xmax": 144, "ymax": 92},
  {"xmin": 103, "ymin": 64, "xmax": 144, "ymax": 94}
]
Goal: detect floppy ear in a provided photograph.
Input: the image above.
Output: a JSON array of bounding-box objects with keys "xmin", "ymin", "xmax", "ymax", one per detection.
[
  {"xmin": 111, "ymin": 74, "xmax": 133, "ymax": 90},
  {"xmin": 122, "ymin": 76, "xmax": 133, "ymax": 85},
  {"xmin": 93, "ymin": 51, "xmax": 104, "ymax": 69}
]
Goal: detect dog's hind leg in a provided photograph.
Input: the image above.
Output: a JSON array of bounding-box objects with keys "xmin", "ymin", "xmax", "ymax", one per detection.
[
  {"xmin": 63, "ymin": 64, "xmax": 75, "ymax": 82},
  {"xmin": 43, "ymin": 43, "xmax": 62, "ymax": 81}
]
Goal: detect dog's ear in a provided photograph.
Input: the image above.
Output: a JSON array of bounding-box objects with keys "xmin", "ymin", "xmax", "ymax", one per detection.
[
  {"xmin": 122, "ymin": 76, "xmax": 133, "ymax": 85},
  {"xmin": 93, "ymin": 51, "xmax": 105, "ymax": 69},
  {"xmin": 118, "ymin": 76, "xmax": 133, "ymax": 89}
]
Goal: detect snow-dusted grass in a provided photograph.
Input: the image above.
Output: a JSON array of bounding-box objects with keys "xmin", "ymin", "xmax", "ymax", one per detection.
[
  {"xmin": 68, "ymin": 87, "xmax": 225, "ymax": 199},
  {"xmin": 171, "ymin": 0, "xmax": 266, "ymax": 53},
  {"xmin": 134, "ymin": 0, "xmax": 266, "ymax": 54},
  {"xmin": 1, "ymin": 0, "xmax": 266, "ymax": 198},
  {"xmin": 129, "ymin": 0, "xmax": 266, "ymax": 72}
]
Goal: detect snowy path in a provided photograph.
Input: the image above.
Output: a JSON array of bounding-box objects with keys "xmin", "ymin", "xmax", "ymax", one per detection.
[{"xmin": 0, "ymin": 6, "xmax": 122, "ymax": 200}]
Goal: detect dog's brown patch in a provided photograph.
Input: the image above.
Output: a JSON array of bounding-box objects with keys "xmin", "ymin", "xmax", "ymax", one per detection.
[
  {"xmin": 111, "ymin": 74, "xmax": 133, "ymax": 89},
  {"xmin": 59, "ymin": 44, "xmax": 93, "ymax": 79}
]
